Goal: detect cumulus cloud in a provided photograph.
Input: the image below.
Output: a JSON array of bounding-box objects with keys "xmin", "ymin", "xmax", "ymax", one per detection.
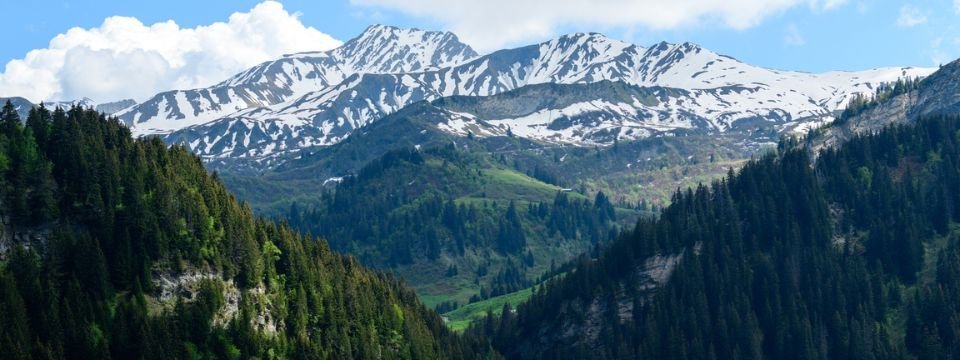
[
  {"xmin": 351, "ymin": 0, "xmax": 847, "ymax": 51},
  {"xmin": 896, "ymin": 5, "xmax": 927, "ymax": 27},
  {"xmin": 0, "ymin": 1, "xmax": 342, "ymax": 103}
]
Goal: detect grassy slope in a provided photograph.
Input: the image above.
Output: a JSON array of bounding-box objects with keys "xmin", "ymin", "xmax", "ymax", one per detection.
[
  {"xmin": 442, "ymin": 287, "xmax": 537, "ymax": 332},
  {"xmin": 583, "ymin": 159, "xmax": 747, "ymax": 206},
  {"xmin": 440, "ymin": 269, "xmax": 572, "ymax": 331}
]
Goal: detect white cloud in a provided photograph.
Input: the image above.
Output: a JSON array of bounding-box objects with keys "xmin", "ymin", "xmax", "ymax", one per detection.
[
  {"xmin": 0, "ymin": 1, "xmax": 342, "ymax": 102},
  {"xmin": 955, "ymin": 0, "xmax": 960, "ymax": 14},
  {"xmin": 896, "ymin": 5, "xmax": 927, "ymax": 27},
  {"xmin": 784, "ymin": 24, "xmax": 806, "ymax": 46},
  {"xmin": 351, "ymin": 0, "xmax": 847, "ymax": 51}
]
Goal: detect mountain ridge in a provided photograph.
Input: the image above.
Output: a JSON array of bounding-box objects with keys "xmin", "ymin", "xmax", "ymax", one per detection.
[
  {"xmin": 116, "ymin": 25, "xmax": 477, "ymax": 136},
  {"xmin": 0, "ymin": 97, "xmax": 137, "ymax": 119},
  {"xmin": 103, "ymin": 25, "xmax": 930, "ymax": 171}
]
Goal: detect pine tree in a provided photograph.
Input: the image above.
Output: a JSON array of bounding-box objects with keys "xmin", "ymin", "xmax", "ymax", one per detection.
[{"xmin": 1, "ymin": 99, "xmax": 21, "ymax": 136}]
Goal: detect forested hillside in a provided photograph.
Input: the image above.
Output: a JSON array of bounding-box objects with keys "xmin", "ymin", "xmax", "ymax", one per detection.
[
  {"xmin": 469, "ymin": 115, "xmax": 960, "ymax": 359},
  {"xmin": 0, "ymin": 102, "xmax": 494, "ymax": 359},
  {"xmin": 277, "ymin": 146, "xmax": 636, "ymax": 309}
]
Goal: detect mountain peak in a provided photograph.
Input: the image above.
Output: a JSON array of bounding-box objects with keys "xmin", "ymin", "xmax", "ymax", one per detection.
[
  {"xmin": 556, "ymin": 31, "xmax": 604, "ymax": 40},
  {"xmin": 359, "ymin": 24, "xmax": 423, "ymax": 36},
  {"xmin": 552, "ymin": 31, "xmax": 626, "ymax": 46},
  {"xmin": 646, "ymin": 41, "xmax": 706, "ymax": 56},
  {"xmin": 536, "ymin": 31, "xmax": 636, "ymax": 65},
  {"xmin": 336, "ymin": 24, "xmax": 479, "ymax": 73},
  {"xmin": 346, "ymin": 24, "xmax": 467, "ymax": 52}
]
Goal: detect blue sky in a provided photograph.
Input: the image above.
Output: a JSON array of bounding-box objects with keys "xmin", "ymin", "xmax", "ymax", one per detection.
[{"xmin": 1, "ymin": 0, "xmax": 958, "ymax": 102}]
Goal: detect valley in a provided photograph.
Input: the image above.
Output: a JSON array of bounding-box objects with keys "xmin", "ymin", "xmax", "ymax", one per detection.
[
  {"xmin": 4, "ymin": 24, "xmax": 938, "ymax": 320},
  {"xmin": 6, "ymin": 6, "xmax": 960, "ymax": 358}
]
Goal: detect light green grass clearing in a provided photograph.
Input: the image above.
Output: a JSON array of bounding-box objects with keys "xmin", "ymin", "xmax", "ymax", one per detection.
[{"xmin": 442, "ymin": 287, "xmax": 535, "ymax": 332}]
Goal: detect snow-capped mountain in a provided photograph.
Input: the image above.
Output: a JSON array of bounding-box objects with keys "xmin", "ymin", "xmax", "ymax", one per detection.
[
  {"xmin": 116, "ymin": 25, "xmax": 478, "ymax": 135},
  {"xmin": 121, "ymin": 25, "xmax": 934, "ymax": 168},
  {"xmin": 1, "ymin": 97, "xmax": 136, "ymax": 119}
]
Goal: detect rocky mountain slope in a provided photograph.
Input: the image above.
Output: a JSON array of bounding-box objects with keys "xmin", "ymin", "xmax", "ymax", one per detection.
[{"xmin": 811, "ymin": 59, "xmax": 960, "ymax": 153}]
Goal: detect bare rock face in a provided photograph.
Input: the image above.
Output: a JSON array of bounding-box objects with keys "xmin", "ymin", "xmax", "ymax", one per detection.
[
  {"xmin": 152, "ymin": 268, "xmax": 279, "ymax": 334},
  {"xmin": 812, "ymin": 91, "xmax": 918, "ymax": 154},
  {"xmin": 913, "ymin": 60, "xmax": 960, "ymax": 117},
  {"xmin": 0, "ymin": 215, "xmax": 10, "ymax": 257},
  {"xmin": 154, "ymin": 268, "xmax": 225, "ymax": 304},
  {"xmin": 0, "ymin": 214, "xmax": 53, "ymax": 260}
]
